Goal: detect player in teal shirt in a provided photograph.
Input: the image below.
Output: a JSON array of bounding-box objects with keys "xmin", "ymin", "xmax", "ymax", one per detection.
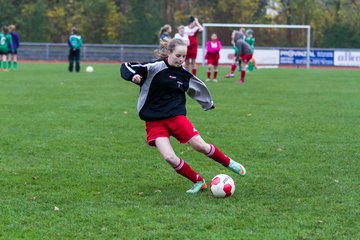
[
  {"xmin": 0, "ymin": 26, "xmax": 13, "ymax": 72},
  {"xmin": 68, "ymin": 27, "xmax": 83, "ymax": 72}
]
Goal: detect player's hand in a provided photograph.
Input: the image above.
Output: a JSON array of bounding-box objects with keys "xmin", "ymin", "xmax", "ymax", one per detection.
[{"xmin": 132, "ymin": 74, "xmax": 142, "ymax": 84}]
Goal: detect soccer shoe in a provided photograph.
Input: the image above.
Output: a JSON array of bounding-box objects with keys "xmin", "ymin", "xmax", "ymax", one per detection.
[
  {"xmin": 238, "ymin": 79, "xmax": 245, "ymax": 84},
  {"xmin": 228, "ymin": 159, "xmax": 246, "ymax": 176},
  {"xmin": 213, "ymin": 79, "xmax": 218, "ymax": 83},
  {"xmin": 225, "ymin": 73, "xmax": 234, "ymax": 78},
  {"xmin": 205, "ymin": 78, "xmax": 211, "ymax": 82},
  {"xmin": 186, "ymin": 180, "xmax": 207, "ymax": 194}
]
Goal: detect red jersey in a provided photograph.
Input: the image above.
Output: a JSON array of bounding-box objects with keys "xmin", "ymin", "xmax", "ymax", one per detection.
[{"xmin": 184, "ymin": 26, "xmax": 199, "ymax": 48}]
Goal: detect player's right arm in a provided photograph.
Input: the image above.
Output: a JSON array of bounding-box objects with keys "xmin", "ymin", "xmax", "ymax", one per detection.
[
  {"xmin": 120, "ymin": 62, "xmax": 148, "ymax": 86},
  {"xmin": 194, "ymin": 18, "xmax": 203, "ymax": 32}
]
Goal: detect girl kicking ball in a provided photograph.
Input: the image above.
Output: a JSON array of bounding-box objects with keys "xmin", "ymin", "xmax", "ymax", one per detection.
[{"xmin": 120, "ymin": 38, "xmax": 246, "ymax": 194}]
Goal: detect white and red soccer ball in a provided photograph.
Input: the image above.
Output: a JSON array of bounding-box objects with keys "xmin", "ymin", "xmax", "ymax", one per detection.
[{"xmin": 210, "ymin": 174, "xmax": 235, "ymax": 198}]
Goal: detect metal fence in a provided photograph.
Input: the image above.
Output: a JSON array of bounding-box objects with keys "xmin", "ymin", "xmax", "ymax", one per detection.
[{"xmin": 19, "ymin": 43, "xmax": 159, "ymax": 62}]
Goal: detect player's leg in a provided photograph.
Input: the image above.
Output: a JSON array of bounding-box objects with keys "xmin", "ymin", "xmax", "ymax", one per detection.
[
  {"xmin": 213, "ymin": 57, "xmax": 219, "ymax": 82},
  {"xmin": 252, "ymin": 57, "xmax": 257, "ymax": 69},
  {"xmin": 213, "ymin": 65, "xmax": 218, "ymax": 82},
  {"xmin": 75, "ymin": 49, "xmax": 80, "ymax": 72},
  {"xmin": 206, "ymin": 63, "xmax": 212, "ymax": 81},
  {"xmin": 239, "ymin": 59, "xmax": 247, "ymax": 84},
  {"xmin": 2, "ymin": 54, "xmax": 8, "ymax": 72},
  {"xmin": 13, "ymin": 51, "xmax": 18, "ymax": 70},
  {"xmin": 155, "ymin": 137, "xmax": 206, "ymax": 193},
  {"xmin": 247, "ymin": 58, "xmax": 254, "ymax": 72},
  {"xmin": 225, "ymin": 58, "xmax": 237, "ymax": 78},
  {"xmin": 0, "ymin": 53, "xmax": 3, "ymax": 71},
  {"xmin": 68, "ymin": 50, "xmax": 74, "ymax": 72},
  {"xmin": 191, "ymin": 58, "xmax": 197, "ymax": 76},
  {"xmin": 7, "ymin": 52, "xmax": 12, "ymax": 70},
  {"xmin": 188, "ymin": 135, "xmax": 246, "ymax": 176}
]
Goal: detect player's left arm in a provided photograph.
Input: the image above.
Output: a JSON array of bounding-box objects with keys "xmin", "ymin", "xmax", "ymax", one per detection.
[{"xmin": 187, "ymin": 76, "xmax": 215, "ymax": 111}]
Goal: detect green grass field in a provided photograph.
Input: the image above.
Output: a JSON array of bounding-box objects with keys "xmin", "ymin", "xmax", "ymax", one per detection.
[{"xmin": 1, "ymin": 63, "xmax": 359, "ymax": 239}]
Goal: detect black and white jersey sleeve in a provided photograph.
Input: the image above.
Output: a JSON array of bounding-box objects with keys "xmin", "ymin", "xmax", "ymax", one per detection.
[{"xmin": 120, "ymin": 62, "xmax": 149, "ymax": 85}]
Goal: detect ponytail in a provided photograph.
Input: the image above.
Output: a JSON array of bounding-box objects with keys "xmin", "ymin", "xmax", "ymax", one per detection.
[{"xmin": 154, "ymin": 38, "xmax": 187, "ymax": 60}]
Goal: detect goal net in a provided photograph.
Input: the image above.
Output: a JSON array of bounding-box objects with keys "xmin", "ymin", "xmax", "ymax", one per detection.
[{"xmin": 201, "ymin": 23, "xmax": 311, "ymax": 69}]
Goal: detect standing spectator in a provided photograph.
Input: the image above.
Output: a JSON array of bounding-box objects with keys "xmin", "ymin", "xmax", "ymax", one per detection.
[
  {"xmin": 0, "ymin": 26, "xmax": 13, "ymax": 72},
  {"xmin": 205, "ymin": 33, "xmax": 222, "ymax": 82},
  {"xmin": 184, "ymin": 16, "xmax": 203, "ymax": 76},
  {"xmin": 7, "ymin": 24, "xmax": 19, "ymax": 70},
  {"xmin": 174, "ymin": 25, "xmax": 189, "ymax": 46},
  {"xmin": 159, "ymin": 24, "xmax": 172, "ymax": 48},
  {"xmin": 68, "ymin": 27, "xmax": 82, "ymax": 72}
]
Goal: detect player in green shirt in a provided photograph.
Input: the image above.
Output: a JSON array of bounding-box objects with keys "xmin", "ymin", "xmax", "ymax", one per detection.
[
  {"xmin": 68, "ymin": 27, "xmax": 83, "ymax": 72},
  {"xmin": 245, "ymin": 29, "xmax": 257, "ymax": 72},
  {"xmin": 0, "ymin": 26, "xmax": 13, "ymax": 72}
]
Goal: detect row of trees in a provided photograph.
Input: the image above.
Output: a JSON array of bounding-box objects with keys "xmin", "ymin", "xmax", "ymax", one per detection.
[{"xmin": 0, "ymin": 0, "xmax": 359, "ymax": 48}]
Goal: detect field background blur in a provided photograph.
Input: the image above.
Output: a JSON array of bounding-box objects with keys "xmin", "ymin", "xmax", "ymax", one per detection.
[{"xmin": 0, "ymin": 0, "xmax": 360, "ymax": 48}]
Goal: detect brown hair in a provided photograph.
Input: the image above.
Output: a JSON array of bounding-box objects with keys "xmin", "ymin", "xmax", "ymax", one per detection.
[
  {"xmin": 159, "ymin": 24, "xmax": 171, "ymax": 37},
  {"xmin": 154, "ymin": 38, "xmax": 187, "ymax": 59},
  {"xmin": 2, "ymin": 26, "xmax": 9, "ymax": 34}
]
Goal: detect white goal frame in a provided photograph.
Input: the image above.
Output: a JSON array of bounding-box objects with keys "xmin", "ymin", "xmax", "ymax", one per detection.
[{"xmin": 201, "ymin": 23, "xmax": 311, "ymax": 69}]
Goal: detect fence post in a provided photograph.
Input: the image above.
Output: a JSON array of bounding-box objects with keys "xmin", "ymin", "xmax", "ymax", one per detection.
[
  {"xmin": 46, "ymin": 44, "xmax": 49, "ymax": 60},
  {"xmin": 120, "ymin": 45, "xmax": 124, "ymax": 61}
]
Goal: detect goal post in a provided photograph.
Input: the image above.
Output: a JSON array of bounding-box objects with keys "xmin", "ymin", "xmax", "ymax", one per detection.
[{"xmin": 201, "ymin": 23, "xmax": 311, "ymax": 69}]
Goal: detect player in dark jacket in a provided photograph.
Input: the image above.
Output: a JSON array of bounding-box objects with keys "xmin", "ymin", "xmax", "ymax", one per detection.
[
  {"xmin": 121, "ymin": 38, "xmax": 246, "ymax": 194},
  {"xmin": 68, "ymin": 27, "xmax": 82, "ymax": 72}
]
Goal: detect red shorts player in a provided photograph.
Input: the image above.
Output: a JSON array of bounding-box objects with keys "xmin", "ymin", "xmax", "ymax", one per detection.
[
  {"xmin": 226, "ymin": 31, "xmax": 253, "ymax": 84},
  {"xmin": 205, "ymin": 33, "xmax": 222, "ymax": 82},
  {"xmin": 121, "ymin": 38, "xmax": 246, "ymax": 194},
  {"xmin": 184, "ymin": 16, "xmax": 203, "ymax": 76}
]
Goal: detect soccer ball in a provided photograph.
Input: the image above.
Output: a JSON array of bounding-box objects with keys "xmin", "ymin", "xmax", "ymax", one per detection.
[
  {"xmin": 210, "ymin": 174, "xmax": 235, "ymax": 198},
  {"xmin": 86, "ymin": 66, "xmax": 94, "ymax": 73}
]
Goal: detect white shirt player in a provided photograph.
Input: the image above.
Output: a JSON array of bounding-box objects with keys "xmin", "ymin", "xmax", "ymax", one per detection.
[
  {"xmin": 184, "ymin": 26, "xmax": 199, "ymax": 47},
  {"xmin": 184, "ymin": 26, "xmax": 199, "ymax": 37},
  {"xmin": 174, "ymin": 33, "xmax": 190, "ymax": 46}
]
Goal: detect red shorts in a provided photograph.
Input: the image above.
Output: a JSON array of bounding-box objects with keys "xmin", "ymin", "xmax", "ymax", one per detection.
[
  {"xmin": 186, "ymin": 46, "xmax": 198, "ymax": 60},
  {"xmin": 145, "ymin": 115, "xmax": 199, "ymax": 147},
  {"xmin": 239, "ymin": 54, "xmax": 253, "ymax": 64},
  {"xmin": 206, "ymin": 53, "xmax": 220, "ymax": 66}
]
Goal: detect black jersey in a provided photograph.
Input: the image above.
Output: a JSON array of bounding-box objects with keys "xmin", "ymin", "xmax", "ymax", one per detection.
[{"xmin": 120, "ymin": 59, "xmax": 214, "ymax": 121}]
